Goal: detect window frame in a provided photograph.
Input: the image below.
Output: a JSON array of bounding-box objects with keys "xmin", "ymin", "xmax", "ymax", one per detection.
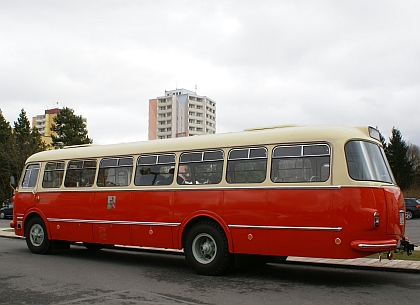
[
  {"xmin": 97, "ymin": 156, "xmax": 134, "ymax": 187},
  {"xmin": 226, "ymin": 147, "xmax": 268, "ymax": 184},
  {"xmin": 270, "ymin": 143, "xmax": 331, "ymax": 183},
  {"xmin": 178, "ymin": 150, "xmax": 224, "ymax": 185}
]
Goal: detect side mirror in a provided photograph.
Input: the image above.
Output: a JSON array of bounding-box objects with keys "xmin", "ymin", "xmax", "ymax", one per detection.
[{"xmin": 10, "ymin": 176, "xmax": 16, "ymax": 186}]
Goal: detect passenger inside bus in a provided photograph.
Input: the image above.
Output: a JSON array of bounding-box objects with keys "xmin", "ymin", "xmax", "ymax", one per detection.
[
  {"xmin": 165, "ymin": 168, "xmax": 185, "ymax": 185},
  {"xmin": 136, "ymin": 166, "xmax": 165, "ymax": 186}
]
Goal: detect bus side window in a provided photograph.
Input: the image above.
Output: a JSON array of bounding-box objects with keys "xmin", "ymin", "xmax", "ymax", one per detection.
[
  {"xmin": 134, "ymin": 154, "xmax": 176, "ymax": 186},
  {"xmin": 64, "ymin": 160, "xmax": 97, "ymax": 187},
  {"xmin": 21, "ymin": 164, "xmax": 40, "ymax": 188},
  {"xmin": 271, "ymin": 144, "xmax": 330, "ymax": 183},
  {"xmin": 178, "ymin": 150, "xmax": 224, "ymax": 185},
  {"xmin": 226, "ymin": 147, "xmax": 267, "ymax": 184},
  {"xmin": 42, "ymin": 162, "xmax": 65, "ymax": 188},
  {"xmin": 97, "ymin": 157, "xmax": 133, "ymax": 187}
]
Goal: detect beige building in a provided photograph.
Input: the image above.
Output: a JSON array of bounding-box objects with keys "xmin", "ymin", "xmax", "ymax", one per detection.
[
  {"xmin": 32, "ymin": 108, "xmax": 87, "ymax": 146},
  {"xmin": 32, "ymin": 108, "xmax": 61, "ymax": 145},
  {"xmin": 148, "ymin": 89, "xmax": 216, "ymax": 140}
]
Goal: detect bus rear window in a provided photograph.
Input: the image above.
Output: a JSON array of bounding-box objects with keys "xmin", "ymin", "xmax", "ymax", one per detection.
[{"xmin": 345, "ymin": 140, "xmax": 395, "ymax": 183}]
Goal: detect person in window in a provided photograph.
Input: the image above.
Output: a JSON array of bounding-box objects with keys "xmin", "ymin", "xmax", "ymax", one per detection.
[
  {"xmin": 165, "ymin": 168, "xmax": 185, "ymax": 185},
  {"xmin": 137, "ymin": 166, "xmax": 164, "ymax": 186}
]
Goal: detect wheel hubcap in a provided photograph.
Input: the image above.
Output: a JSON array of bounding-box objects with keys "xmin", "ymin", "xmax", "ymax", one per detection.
[
  {"xmin": 192, "ymin": 233, "xmax": 217, "ymax": 264},
  {"xmin": 30, "ymin": 224, "xmax": 44, "ymax": 247}
]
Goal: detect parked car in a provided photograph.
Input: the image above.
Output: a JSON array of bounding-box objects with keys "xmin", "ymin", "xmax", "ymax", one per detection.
[
  {"xmin": 404, "ymin": 198, "xmax": 420, "ymax": 220},
  {"xmin": 0, "ymin": 203, "xmax": 13, "ymax": 219}
]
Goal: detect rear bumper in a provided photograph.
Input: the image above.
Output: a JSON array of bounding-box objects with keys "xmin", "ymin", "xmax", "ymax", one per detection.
[
  {"xmin": 350, "ymin": 239, "xmax": 398, "ymax": 252},
  {"xmin": 351, "ymin": 237, "xmax": 417, "ymax": 254}
]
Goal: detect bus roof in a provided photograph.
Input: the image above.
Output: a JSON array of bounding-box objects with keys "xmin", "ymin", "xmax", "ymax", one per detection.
[{"xmin": 26, "ymin": 125, "xmax": 378, "ymax": 163}]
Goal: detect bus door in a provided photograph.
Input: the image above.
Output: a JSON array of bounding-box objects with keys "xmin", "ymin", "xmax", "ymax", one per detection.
[
  {"xmin": 92, "ymin": 191, "xmax": 131, "ymax": 245},
  {"xmin": 54, "ymin": 160, "xmax": 96, "ymax": 243},
  {"xmin": 17, "ymin": 164, "xmax": 41, "ymax": 230},
  {"xmin": 92, "ymin": 157, "xmax": 133, "ymax": 245}
]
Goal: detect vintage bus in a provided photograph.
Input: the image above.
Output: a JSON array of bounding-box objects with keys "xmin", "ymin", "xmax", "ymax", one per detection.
[{"xmin": 10, "ymin": 125, "xmax": 415, "ymax": 275}]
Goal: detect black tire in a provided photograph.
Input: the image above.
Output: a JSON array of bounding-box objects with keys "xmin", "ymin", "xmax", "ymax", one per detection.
[
  {"xmin": 406, "ymin": 210, "xmax": 413, "ymax": 220},
  {"xmin": 83, "ymin": 242, "xmax": 103, "ymax": 251},
  {"xmin": 184, "ymin": 221, "xmax": 232, "ymax": 275},
  {"xmin": 0, "ymin": 212, "xmax": 5, "ymax": 219},
  {"xmin": 25, "ymin": 216, "xmax": 52, "ymax": 254}
]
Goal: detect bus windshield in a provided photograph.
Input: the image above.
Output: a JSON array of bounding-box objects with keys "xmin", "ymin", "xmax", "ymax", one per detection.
[{"xmin": 345, "ymin": 140, "xmax": 395, "ymax": 184}]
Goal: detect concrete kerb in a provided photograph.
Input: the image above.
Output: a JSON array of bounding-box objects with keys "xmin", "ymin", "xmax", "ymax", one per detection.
[{"xmin": 1, "ymin": 227, "xmax": 419, "ymax": 273}]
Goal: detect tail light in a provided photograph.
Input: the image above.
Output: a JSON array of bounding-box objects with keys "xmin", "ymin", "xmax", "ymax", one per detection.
[{"xmin": 399, "ymin": 210, "xmax": 405, "ymax": 224}]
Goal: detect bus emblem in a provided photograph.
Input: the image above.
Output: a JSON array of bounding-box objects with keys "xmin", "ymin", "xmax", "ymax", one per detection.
[{"xmin": 107, "ymin": 196, "xmax": 116, "ymax": 210}]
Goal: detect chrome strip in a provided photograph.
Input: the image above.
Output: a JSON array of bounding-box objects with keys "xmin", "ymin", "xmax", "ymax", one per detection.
[
  {"xmin": 358, "ymin": 243, "xmax": 397, "ymax": 249},
  {"xmin": 25, "ymin": 185, "xmax": 343, "ymax": 193},
  {"xmin": 228, "ymin": 224, "xmax": 342, "ymax": 232},
  {"xmin": 47, "ymin": 218, "xmax": 180, "ymax": 227}
]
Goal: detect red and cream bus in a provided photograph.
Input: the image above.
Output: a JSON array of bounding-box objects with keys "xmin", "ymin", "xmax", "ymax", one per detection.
[{"xmin": 10, "ymin": 125, "xmax": 414, "ymax": 275}]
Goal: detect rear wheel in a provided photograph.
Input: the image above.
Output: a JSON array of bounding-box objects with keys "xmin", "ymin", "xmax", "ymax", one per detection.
[
  {"xmin": 184, "ymin": 221, "xmax": 232, "ymax": 275},
  {"xmin": 25, "ymin": 217, "xmax": 52, "ymax": 254},
  {"xmin": 406, "ymin": 210, "xmax": 413, "ymax": 220},
  {"xmin": 0, "ymin": 212, "xmax": 4, "ymax": 219}
]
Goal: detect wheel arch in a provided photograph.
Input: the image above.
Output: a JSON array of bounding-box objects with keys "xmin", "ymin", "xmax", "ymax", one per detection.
[
  {"xmin": 179, "ymin": 211, "xmax": 234, "ymax": 253},
  {"xmin": 23, "ymin": 211, "xmax": 51, "ymax": 239}
]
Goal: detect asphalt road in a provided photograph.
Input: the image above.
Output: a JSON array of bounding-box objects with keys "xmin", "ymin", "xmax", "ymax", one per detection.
[{"xmin": 1, "ymin": 219, "xmax": 420, "ymax": 305}]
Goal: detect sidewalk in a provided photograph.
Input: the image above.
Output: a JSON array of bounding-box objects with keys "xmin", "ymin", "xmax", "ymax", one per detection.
[{"xmin": 1, "ymin": 227, "xmax": 419, "ymax": 273}]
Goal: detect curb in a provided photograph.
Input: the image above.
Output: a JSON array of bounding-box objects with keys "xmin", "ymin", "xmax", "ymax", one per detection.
[{"xmin": 285, "ymin": 257, "xmax": 420, "ymax": 274}]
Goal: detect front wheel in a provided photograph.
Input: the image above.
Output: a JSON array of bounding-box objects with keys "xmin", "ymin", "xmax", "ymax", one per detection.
[
  {"xmin": 184, "ymin": 221, "xmax": 232, "ymax": 275},
  {"xmin": 25, "ymin": 216, "xmax": 52, "ymax": 254}
]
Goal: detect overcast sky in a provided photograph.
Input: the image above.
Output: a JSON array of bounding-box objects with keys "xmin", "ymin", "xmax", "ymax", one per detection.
[{"xmin": 1, "ymin": 0, "xmax": 419, "ymax": 145}]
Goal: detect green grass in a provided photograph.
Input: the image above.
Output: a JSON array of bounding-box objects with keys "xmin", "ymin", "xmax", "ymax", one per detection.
[{"xmin": 367, "ymin": 250, "xmax": 420, "ymax": 261}]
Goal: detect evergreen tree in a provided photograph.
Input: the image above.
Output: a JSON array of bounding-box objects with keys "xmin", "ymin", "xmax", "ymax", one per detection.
[
  {"xmin": 386, "ymin": 127, "xmax": 414, "ymax": 190},
  {"xmin": 11, "ymin": 109, "xmax": 46, "ymax": 184},
  {"xmin": 407, "ymin": 143, "xmax": 420, "ymax": 190},
  {"xmin": 379, "ymin": 131, "xmax": 387, "ymax": 151},
  {"xmin": 0, "ymin": 110, "xmax": 13, "ymax": 203},
  {"xmin": 51, "ymin": 107, "xmax": 92, "ymax": 149}
]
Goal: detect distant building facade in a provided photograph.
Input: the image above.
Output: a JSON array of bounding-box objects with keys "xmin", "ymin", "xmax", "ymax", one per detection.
[
  {"xmin": 148, "ymin": 89, "xmax": 216, "ymax": 140},
  {"xmin": 32, "ymin": 108, "xmax": 87, "ymax": 145}
]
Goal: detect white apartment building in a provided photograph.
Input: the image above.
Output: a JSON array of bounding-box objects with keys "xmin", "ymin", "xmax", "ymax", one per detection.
[{"xmin": 148, "ymin": 89, "xmax": 216, "ymax": 140}]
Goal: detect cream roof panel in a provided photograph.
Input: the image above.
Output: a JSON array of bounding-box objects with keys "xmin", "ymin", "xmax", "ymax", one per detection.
[{"xmin": 26, "ymin": 125, "xmax": 377, "ymax": 163}]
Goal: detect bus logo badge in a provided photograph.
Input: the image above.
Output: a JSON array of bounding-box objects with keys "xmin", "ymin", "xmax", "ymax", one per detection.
[{"xmin": 107, "ymin": 196, "xmax": 116, "ymax": 210}]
